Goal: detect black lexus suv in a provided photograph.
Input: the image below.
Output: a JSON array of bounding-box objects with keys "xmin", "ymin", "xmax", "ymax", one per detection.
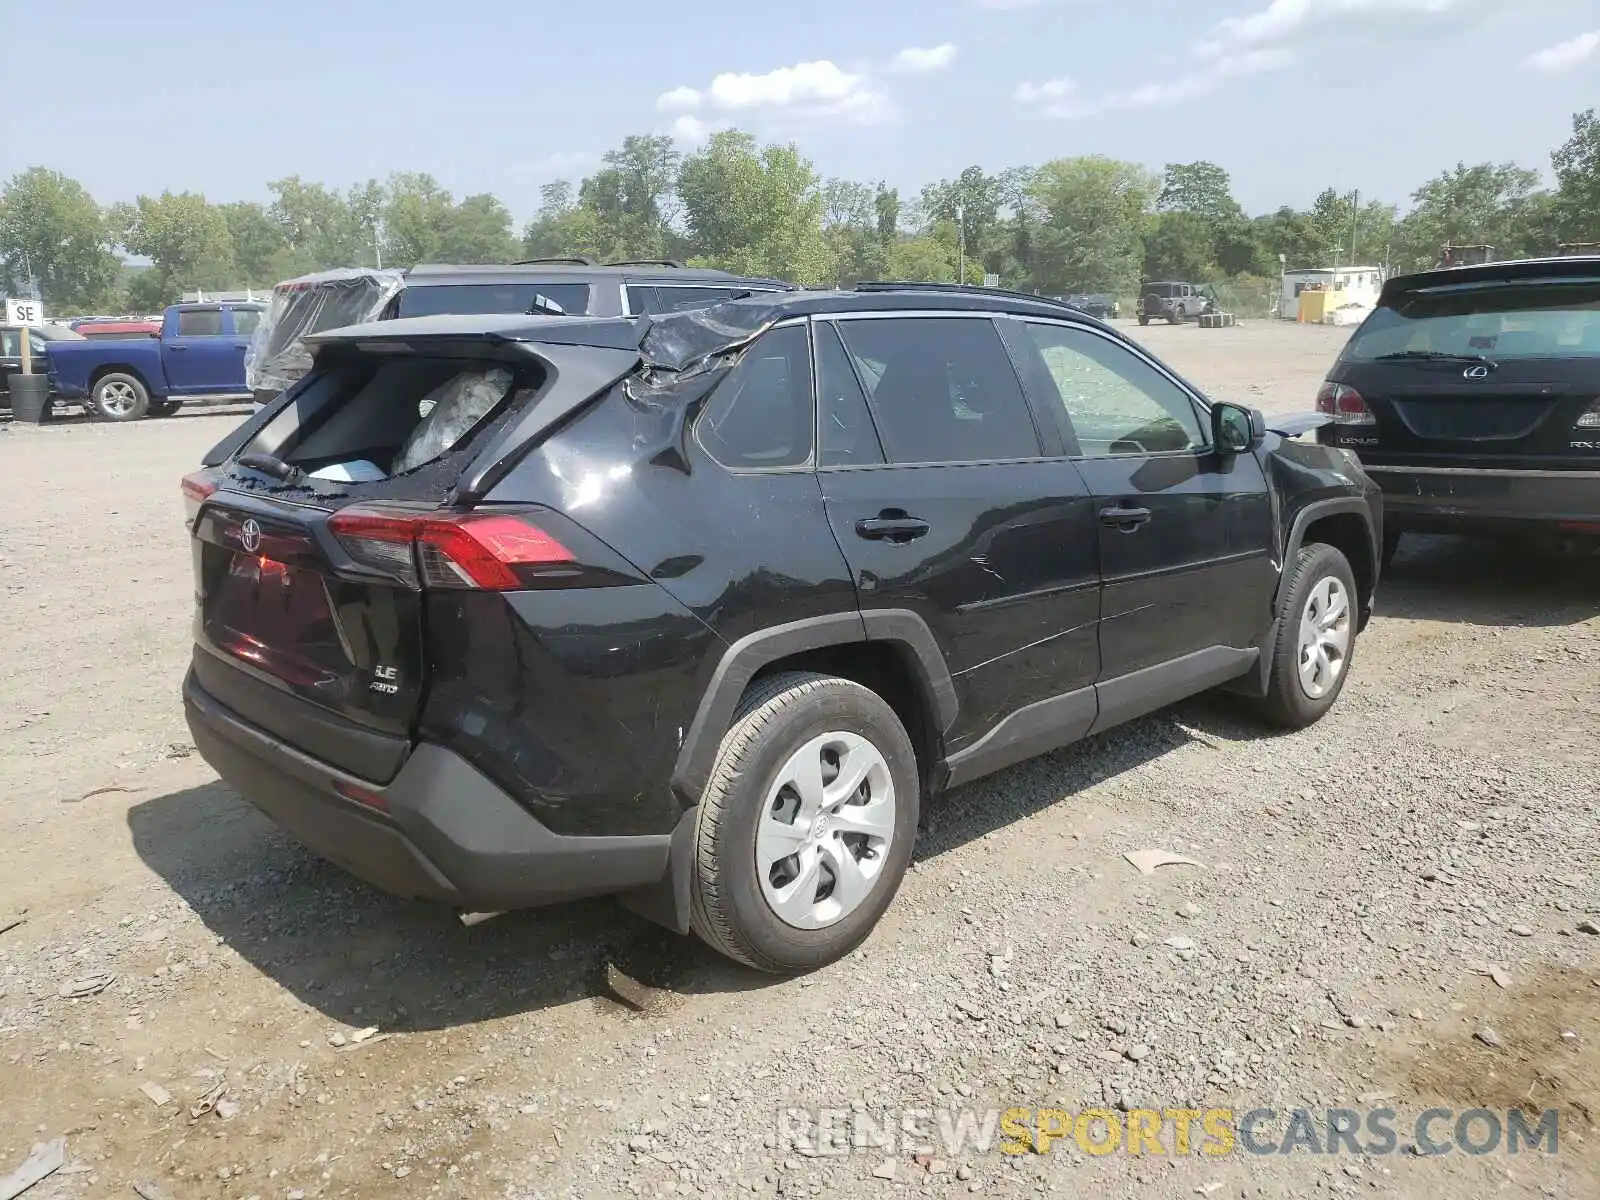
[
  {"xmin": 1315, "ymin": 255, "xmax": 1600, "ymax": 566},
  {"xmin": 181, "ymin": 283, "xmax": 1382, "ymax": 973}
]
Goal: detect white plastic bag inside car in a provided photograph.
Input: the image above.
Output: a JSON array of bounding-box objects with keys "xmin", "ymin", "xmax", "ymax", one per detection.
[{"xmin": 391, "ymin": 366, "xmax": 514, "ymax": 474}]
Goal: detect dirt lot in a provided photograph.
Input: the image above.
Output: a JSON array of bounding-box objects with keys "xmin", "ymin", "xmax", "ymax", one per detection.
[{"xmin": 2, "ymin": 318, "xmax": 1597, "ymax": 1200}]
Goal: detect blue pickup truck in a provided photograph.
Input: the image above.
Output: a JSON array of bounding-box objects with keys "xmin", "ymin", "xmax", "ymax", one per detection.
[{"xmin": 48, "ymin": 302, "xmax": 262, "ymax": 420}]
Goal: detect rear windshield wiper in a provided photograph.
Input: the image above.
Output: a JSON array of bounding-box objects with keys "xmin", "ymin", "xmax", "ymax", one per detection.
[
  {"xmin": 237, "ymin": 452, "xmax": 306, "ymax": 485},
  {"xmin": 1373, "ymin": 349, "xmax": 1498, "ymax": 367}
]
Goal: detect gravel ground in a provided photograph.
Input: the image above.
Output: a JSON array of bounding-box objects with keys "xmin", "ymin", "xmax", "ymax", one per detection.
[{"xmin": 1, "ymin": 319, "xmax": 1596, "ymax": 1200}]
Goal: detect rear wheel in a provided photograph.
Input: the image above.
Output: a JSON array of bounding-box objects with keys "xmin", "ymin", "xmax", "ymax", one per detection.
[
  {"xmin": 91, "ymin": 373, "xmax": 149, "ymax": 421},
  {"xmin": 690, "ymin": 671, "xmax": 919, "ymax": 974},
  {"xmin": 1137, "ymin": 315, "xmax": 1150, "ymax": 327},
  {"xmin": 1255, "ymin": 543, "xmax": 1359, "ymax": 729}
]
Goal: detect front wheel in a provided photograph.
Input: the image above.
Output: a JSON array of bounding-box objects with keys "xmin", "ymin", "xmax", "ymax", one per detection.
[
  {"xmin": 1255, "ymin": 543, "xmax": 1359, "ymax": 729},
  {"xmin": 690, "ymin": 672, "xmax": 920, "ymax": 974},
  {"xmin": 90, "ymin": 373, "xmax": 149, "ymax": 421}
]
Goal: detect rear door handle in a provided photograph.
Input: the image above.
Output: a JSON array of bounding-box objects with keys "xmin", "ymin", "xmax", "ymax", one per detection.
[
  {"xmin": 1100, "ymin": 505, "xmax": 1152, "ymax": 530},
  {"xmin": 856, "ymin": 513, "xmax": 930, "ymax": 542}
]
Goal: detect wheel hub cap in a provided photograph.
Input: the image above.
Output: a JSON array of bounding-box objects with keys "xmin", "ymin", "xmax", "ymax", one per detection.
[
  {"xmin": 756, "ymin": 731, "xmax": 895, "ymax": 931},
  {"xmin": 1297, "ymin": 575, "xmax": 1352, "ymax": 700}
]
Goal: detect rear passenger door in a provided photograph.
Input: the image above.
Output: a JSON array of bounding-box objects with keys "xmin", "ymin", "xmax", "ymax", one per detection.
[
  {"xmin": 163, "ymin": 307, "xmax": 234, "ymax": 394},
  {"xmin": 1013, "ymin": 319, "xmax": 1275, "ymax": 716},
  {"xmin": 814, "ymin": 313, "xmax": 1102, "ymax": 770}
]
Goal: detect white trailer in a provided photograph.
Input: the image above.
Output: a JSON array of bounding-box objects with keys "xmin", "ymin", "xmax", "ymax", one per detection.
[{"xmin": 1277, "ymin": 266, "xmax": 1384, "ymax": 319}]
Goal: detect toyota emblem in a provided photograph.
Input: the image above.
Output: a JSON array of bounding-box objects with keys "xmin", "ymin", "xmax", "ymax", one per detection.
[
  {"xmin": 1463, "ymin": 364, "xmax": 1492, "ymax": 379},
  {"xmin": 239, "ymin": 519, "xmax": 262, "ymax": 553}
]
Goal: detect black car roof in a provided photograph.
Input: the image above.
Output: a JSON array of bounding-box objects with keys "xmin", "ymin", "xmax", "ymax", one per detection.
[
  {"xmin": 402, "ymin": 262, "xmax": 793, "ymax": 289},
  {"xmin": 309, "ymin": 284, "xmax": 1114, "ymax": 372},
  {"xmin": 1382, "ymin": 255, "xmax": 1600, "ymax": 299}
]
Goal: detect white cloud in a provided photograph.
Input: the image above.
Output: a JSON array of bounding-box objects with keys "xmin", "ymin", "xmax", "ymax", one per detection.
[
  {"xmin": 656, "ymin": 60, "xmax": 891, "ymax": 127},
  {"xmin": 1015, "ymin": 47, "xmax": 1293, "ymax": 118},
  {"xmin": 655, "ymin": 85, "xmax": 702, "ymax": 112},
  {"xmin": 670, "ymin": 115, "xmax": 724, "ymax": 143},
  {"xmin": 1524, "ymin": 28, "xmax": 1599, "ymax": 74},
  {"xmin": 890, "ymin": 43, "xmax": 958, "ymax": 73},
  {"xmin": 1024, "ymin": 0, "xmax": 1475, "ymax": 119},
  {"xmin": 1198, "ymin": 0, "xmax": 1466, "ymax": 57}
]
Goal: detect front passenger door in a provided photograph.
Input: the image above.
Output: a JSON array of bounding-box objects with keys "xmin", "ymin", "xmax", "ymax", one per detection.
[{"xmin": 1016, "ymin": 320, "xmax": 1275, "ymax": 710}]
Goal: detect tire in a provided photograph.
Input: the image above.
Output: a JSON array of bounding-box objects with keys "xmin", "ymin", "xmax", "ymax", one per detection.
[
  {"xmin": 690, "ymin": 671, "xmax": 920, "ymax": 974},
  {"xmin": 1137, "ymin": 315, "xmax": 1150, "ymax": 327},
  {"xmin": 90, "ymin": 373, "xmax": 149, "ymax": 421},
  {"xmin": 1255, "ymin": 542, "xmax": 1360, "ymax": 730},
  {"xmin": 1380, "ymin": 526, "xmax": 1402, "ymax": 574},
  {"xmin": 148, "ymin": 400, "xmax": 183, "ymax": 417}
]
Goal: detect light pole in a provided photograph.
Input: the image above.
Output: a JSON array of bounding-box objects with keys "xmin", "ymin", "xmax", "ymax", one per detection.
[{"xmin": 956, "ymin": 203, "xmax": 966, "ymax": 284}]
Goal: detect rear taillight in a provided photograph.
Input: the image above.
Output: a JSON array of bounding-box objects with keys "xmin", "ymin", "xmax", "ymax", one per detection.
[
  {"xmin": 180, "ymin": 472, "xmax": 218, "ymax": 503},
  {"xmin": 327, "ymin": 506, "xmax": 575, "ymax": 591},
  {"xmin": 1316, "ymin": 381, "xmax": 1375, "ymax": 426},
  {"xmin": 1575, "ymin": 400, "xmax": 1600, "ymax": 429}
]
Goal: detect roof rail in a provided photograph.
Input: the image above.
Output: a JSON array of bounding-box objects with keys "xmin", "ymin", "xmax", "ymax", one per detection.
[
  {"xmin": 606, "ymin": 259, "xmax": 687, "ymax": 269},
  {"xmin": 854, "ymin": 280, "xmax": 1084, "ymax": 314},
  {"xmin": 511, "ymin": 256, "xmax": 600, "ymax": 266}
]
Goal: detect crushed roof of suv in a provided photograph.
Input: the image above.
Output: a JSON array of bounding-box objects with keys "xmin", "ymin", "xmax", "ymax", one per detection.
[{"xmin": 308, "ymin": 284, "xmax": 1110, "ymax": 373}]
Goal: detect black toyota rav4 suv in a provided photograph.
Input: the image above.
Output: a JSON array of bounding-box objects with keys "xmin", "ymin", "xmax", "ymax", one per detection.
[{"xmin": 182, "ymin": 284, "xmax": 1382, "ymax": 973}]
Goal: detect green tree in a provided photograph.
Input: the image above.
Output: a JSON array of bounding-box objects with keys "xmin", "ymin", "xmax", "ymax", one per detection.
[
  {"xmin": 1157, "ymin": 161, "xmax": 1244, "ymax": 225},
  {"xmin": 266, "ymin": 176, "xmax": 383, "ymax": 272},
  {"xmin": 577, "ymin": 134, "xmax": 681, "ymax": 262},
  {"xmin": 0, "ymin": 168, "xmax": 122, "ymax": 309},
  {"xmin": 219, "ymin": 201, "xmax": 286, "ymax": 285},
  {"xmin": 918, "ymin": 166, "xmax": 1004, "ymax": 267},
  {"xmin": 874, "ymin": 184, "xmax": 901, "ymax": 249},
  {"xmin": 381, "ymin": 172, "xmax": 454, "ymax": 266},
  {"xmin": 1143, "ymin": 210, "xmax": 1216, "ymax": 281},
  {"xmin": 438, "ymin": 194, "xmax": 517, "ymax": 263},
  {"xmin": 113, "ymin": 191, "xmax": 236, "ymax": 297},
  {"xmin": 821, "ymin": 178, "xmax": 886, "ymax": 285},
  {"xmin": 677, "ymin": 131, "xmax": 828, "ymax": 282},
  {"xmin": 1552, "ymin": 108, "xmax": 1600, "ymax": 241},
  {"xmin": 1390, "ymin": 163, "xmax": 1546, "ymax": 270},
  {"xmin": 1030, "ymin": 156, "xmax": 1158, "ymax": 294},
  {"xmin": 521, "ymin": 180, "xmax": 604, "ymax": 260}
]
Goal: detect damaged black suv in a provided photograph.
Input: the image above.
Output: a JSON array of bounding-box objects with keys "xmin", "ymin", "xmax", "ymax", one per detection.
[{"xmin": 182, "ymin": 284, "xmax": 1382, "ymax": 973}]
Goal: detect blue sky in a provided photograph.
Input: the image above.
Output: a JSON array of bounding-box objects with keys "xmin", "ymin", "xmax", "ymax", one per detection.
[{"xmin": 3, "ymin": 0, "xmax": 1596, "ymax": 224}]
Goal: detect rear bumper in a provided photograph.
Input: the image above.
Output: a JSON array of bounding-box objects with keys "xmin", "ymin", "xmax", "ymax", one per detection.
[
  {"xmin": 184, "ymin": 669, "xmax": 672, "ymax": 910},
  {"xmin": 1367, "ymin": 465, "xmax": 1600, "ymax": 534}
]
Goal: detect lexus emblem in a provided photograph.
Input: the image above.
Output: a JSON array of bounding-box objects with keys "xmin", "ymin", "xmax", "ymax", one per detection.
[
  {"xmin": 1463, "ymin": 364, "xmax": 1492, "ymax": 379},
  {"xmin": 239, "ymin": 519, "xmax": 262, "ymax": 553}
]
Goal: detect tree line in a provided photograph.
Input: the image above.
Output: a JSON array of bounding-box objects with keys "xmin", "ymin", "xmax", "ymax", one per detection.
[{"xmin": 1, "ymin": 109, "xmax": 1596, "ymax": 316}]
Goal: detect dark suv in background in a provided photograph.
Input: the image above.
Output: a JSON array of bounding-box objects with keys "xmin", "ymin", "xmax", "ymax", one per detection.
[
  {"xmin": 182, "ymin": 284, "xmax": 1381, "ymax": 974},
  {"xmin": 245, "ymin": 258, "xmax": 792, "ymax": 404},
  {"xmin": 1315, "ymin": 255, "xmax": 1600, "ymax": 565}
]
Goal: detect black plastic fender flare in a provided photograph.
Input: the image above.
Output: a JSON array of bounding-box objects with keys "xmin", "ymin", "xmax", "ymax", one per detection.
[
  {"xmin": 668, "ymin": 609, "xmax": 957, "ymax": 808},
  {"xmin": 1274, "ymin": 496, "xmax": 1379, "ymax": 617}
]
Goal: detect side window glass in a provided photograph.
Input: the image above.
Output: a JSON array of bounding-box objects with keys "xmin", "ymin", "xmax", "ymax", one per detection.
[
  {"xmin": 696, "ymin": 323, "xmax": 814, "ymax": 470},
  {"xmin": 1, "ymin": 330, "xmax": 19, "ymax": 356},
  {"xmin": 815, "ymin": 321, "xmax": 884, "ymax": 467},
  {"xmin": 625, "ymin": 285, "xmax": 658, "ymax": 314},
  {"xmin": 1024, "ymin": 322, "xmax": 1207, "ymax": 456},
  {"xmin": 176, "ymin": 309, "xmax": 223, "ymax": 337},
  {"xmin": 232, "ymin": 309, "xmax": 262, "ymax": 336},
  {"xmin": 835, "ymin": 317, "xmax": 1040, "ymax": 464}
]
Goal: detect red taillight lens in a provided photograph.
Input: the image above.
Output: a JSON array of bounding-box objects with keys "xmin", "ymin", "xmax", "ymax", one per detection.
[
  {"xmin": 327, "ymin": 506, "xmax": 574, "ymax": 591},
  {"xmin": 1315, "ymin": 381, "xmax": 1375, "ymax": 426},
  {"xmin": 180, "ymin": 472, "xmax": 218, "ymax": 503}
]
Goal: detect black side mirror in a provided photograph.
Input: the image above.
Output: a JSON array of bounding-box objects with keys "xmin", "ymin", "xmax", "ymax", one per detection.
[{"xmin": 1213, "ymin": 402, "xmax": 1266, "ymax": 454}]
